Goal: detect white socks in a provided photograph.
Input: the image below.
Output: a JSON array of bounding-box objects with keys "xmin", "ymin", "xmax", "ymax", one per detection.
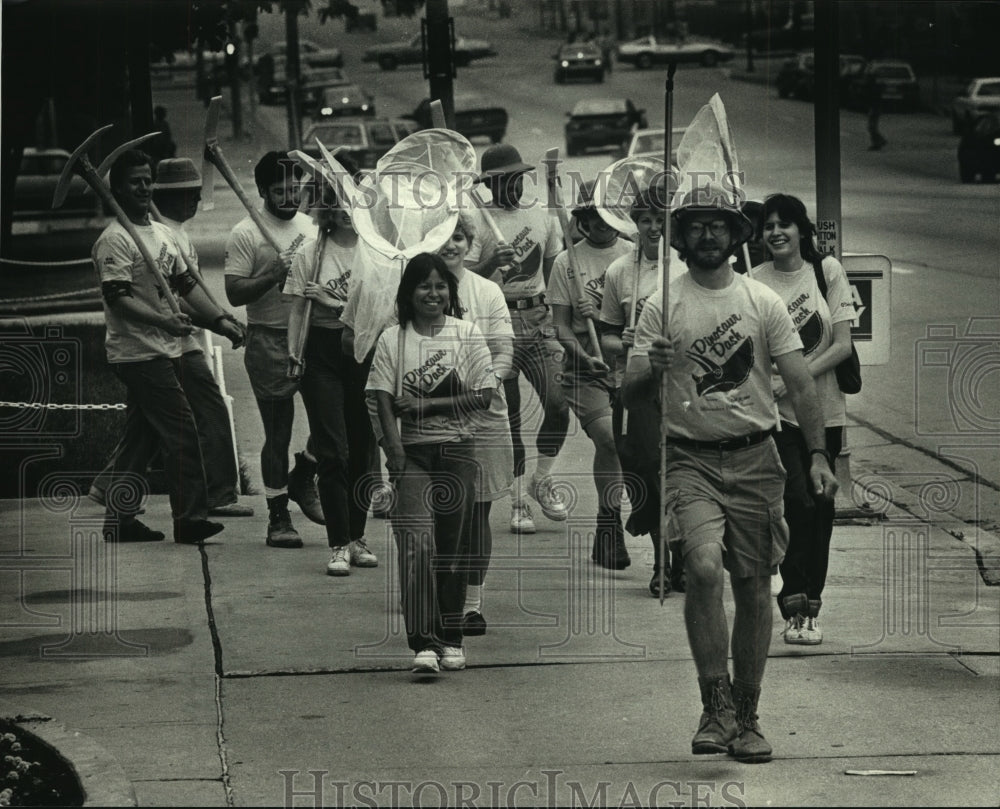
[{"xmin": 464, "ymin": 584, "xmax": 482, "ymax": 615}]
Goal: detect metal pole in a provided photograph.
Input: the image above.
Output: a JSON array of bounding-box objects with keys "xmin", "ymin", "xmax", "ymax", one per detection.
[
  {"xmin": 745, "ymin": 0, "xmax": 755, "ymax": 73},
  {"xmin": 425, "ymin": 0, "xmax": 455, "ymax": 128},
  {"xmin": 285, "ymin": 0, "xmax": 303, "ymax": 150},
  {"xmin": 813, "ymin": 0, "xmax": 841, "ymax": 261}
]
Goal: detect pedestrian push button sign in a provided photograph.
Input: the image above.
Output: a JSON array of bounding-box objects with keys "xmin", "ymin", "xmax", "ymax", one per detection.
[{"xmin": 842, "ymin": 253, "xmax": 891, "ymax": 366}]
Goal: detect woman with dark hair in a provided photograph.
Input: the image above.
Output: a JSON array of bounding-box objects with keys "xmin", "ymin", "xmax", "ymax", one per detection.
[
  {"xmin": 287, "ymin": 179, "xmax": 378, "ymax": 577},
  {"xmin": 750, "ymin": 193, "xmax": 856, "ymax": 645},
  {"xmin": 366, "ymin": 252, "xmax": 497, "ymax": 674}
]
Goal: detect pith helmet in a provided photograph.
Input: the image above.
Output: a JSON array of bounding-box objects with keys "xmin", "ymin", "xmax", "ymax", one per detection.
[{"xmin": 669, "ymin": 182, "xmax": 753, "ymax": 251}]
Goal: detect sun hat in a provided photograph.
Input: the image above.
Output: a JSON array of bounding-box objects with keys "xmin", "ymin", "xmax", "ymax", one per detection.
[{"xmin": 152, "ymin": 158, "xmax": 201, "ymax": 190}]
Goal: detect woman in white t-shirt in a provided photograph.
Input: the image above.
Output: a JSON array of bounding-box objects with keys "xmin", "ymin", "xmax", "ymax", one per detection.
[
  {"xmin": 750, "ymin": 193, "xmax": 856, "ymax": 647},
  {"xmin": 366, "ymin": 253, "xmax": 496, "ymax": 675},
  {"xmin": 436, "ymin": 214, "xmax": 514, "ymax": 637}
]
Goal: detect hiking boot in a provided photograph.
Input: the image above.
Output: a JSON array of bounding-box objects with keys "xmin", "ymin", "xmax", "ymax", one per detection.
[
  {"xmin": 349, "ymin": 538, "xmax": 378, "ymax": 567},
  {"xmin": 288, "ymin": 452, "xmax": 325, "ymax": 525},
  {"xmin": 462, "ymin": 611, "xmax": 487, "ymax": 636},
  {"xmin": 174, "ymin": 519, "xmax": 224, "ymax": 545},
  {"xmin": 648, "ymin": 566, "xmax": 672, "ymax": 598},
  {"xmin": 691, "ymin": 675, "xmax": 737, "ymax": 754},
  {"xmin": 528, "ymin": 474, "xmax": 569, "ymax": 521},
  {"xmin": 729, "ymin": 683, "xmax": 773, "ymax": 763},
  {"xmin": 103, "ymin": 518, "xmax": 164, "ymax": 543},
  {"xmin": 266, "ymin": 508, "xmax": 303, "ymax": 549},
  {"xmin": 593, "ymin": 525, "xmax": 630, "ymax": 571},
  {"xmin": 326, "ymin": 545, "xmax": 351, "ymax": 576},
  {"xmin": 509, "ymin": 503, "xmax": 536, "ymax": 534}
]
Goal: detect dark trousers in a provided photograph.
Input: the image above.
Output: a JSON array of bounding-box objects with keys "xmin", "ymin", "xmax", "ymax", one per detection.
[
  {"xmin": 392, "ymin": 440, "xmax": 477, "ymax": 653},
  {"xmin": 256, "ymin": 396, "xmax": 295, "ymax": 495},
  {"xmin": 107, "ymin": 357, "xmax": 208, "ymax": 522},
  {"xmin": 299, "ymin": 326, "xmax": 372, "ymax": 547},
  {"xmin": 775, "ymin": 422, "xmax": 843, "ymax": 616},
  {"xmin": 504, "ymin": 350, "xmax": 569, "ymax": 477},
  {"xmin": 93, "ymin": 350, "xmax": 238, "ymax": 507}
]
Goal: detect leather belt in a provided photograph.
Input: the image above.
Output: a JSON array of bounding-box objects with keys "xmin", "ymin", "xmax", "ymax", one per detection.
[
  {"xmin": 669, "ymin": 430, "xmax": 774, "ymax": 453},
  {"xmin": 507, "ymin": 294, "xmax": 546, "ymax": 310}
]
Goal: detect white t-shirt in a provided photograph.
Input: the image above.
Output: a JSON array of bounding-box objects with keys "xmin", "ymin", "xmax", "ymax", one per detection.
[
  {"xmin": 224, "ymin": 209, "xmax": 316, "ymax": 328},
  {"xmin": 366, "ymin": 317, "xmax": 495, "ymax": 445},
  {"xmin": 158, "ymin": 215, "xmax": 205, "ymax": 355},
  {"xmin": 632, "ymin": 271, "xmax": 803, "ymax": 441},
  {"xmin": 472, "ymin": 204, "xmax": 563, "ymax": 301},
  {"xmin": 547, "ymin": 238, "xmax": 631, "ymax": 339},
  {"xmin": 284, "ymin": 235, "xmax": 356, "ymax": 330},
  {"xmin": 750, "ymin": 256, "xmax": 854, "ymax": 427},
  {"xmin": 456, "ymin": 270, "xmax": 512, "ymax": 426},
  {"xmin": 93, "ymin": 219, "xmax": 183, "ymax": 363}
]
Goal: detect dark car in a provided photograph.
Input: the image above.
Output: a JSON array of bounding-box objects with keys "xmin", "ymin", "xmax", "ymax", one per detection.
[
  {"xmin": 844, "ymin": 60, "xmax": 919, "ymax": 111},
  {"xmin": 13, "ymin": 148, "xmax": 105, "ymax": 227},
  {"xmin": 317, "ymin": 83, "xmax": 375, "ymax": 119},
  {"xmin": 301, "ymin": 118, "xmax": 421, "ymax": 170},
  {"xmin": 264, "ymin": 39, "xmax": 343, "ymax": 69},
  {"xmin": 406, "ymin": 95, "xmax": 508, "ymax": 143},
  {"xmin": 776, "ymin": 52, "xmax": 865, "ymax": 101},
  {"xmin": 257, "ymin": 62, "xmax": 351, "ymax": 107},
  {"xmin": 362, "ymin": 34, "xmax": 495, "ymax": 71},
  {"xmin": 958, "ymin": 114, "xmax": 1000, "ymax": 183},
  {"xmin": 553, "ymin": 42, "xmax": 605, "ymax": 83},
  {"xmin": 743, "ymin": 17, "xmax": 814, "ymax": 53},
  {"xmin": 565, "ymin": 98, "xmax": 647, "ymax": 157}
]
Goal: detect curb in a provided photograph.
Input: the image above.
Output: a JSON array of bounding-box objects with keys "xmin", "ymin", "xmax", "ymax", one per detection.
[{"xmin": 2, "ymin": 711, "xmax": 136, "ymax": 807}]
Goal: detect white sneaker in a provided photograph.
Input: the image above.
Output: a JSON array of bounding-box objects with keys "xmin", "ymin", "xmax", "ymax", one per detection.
[
  {"xmin": 326, "ymin": 546, "xmax": 351, "ymax": 576},
  {"xmin": 412, "ymin": 648, "xmax": 440, "ymax": 673},
  {"xmin": 782, "ymin": 615, "xmax": 805, "ymax": 644},
  {"xmin": 800, "ymin": 616, "xmax": 823, "ymax": 645},
  {"xmin": 440, "ymin": 646, "xmax": 467, "ymax": 671},
  {"xmin": 528, "ymin": 474, "xmax": 569, "ymax": 521},
  {"xmin": 509, "ymin": 503, "xmax": 536, "ymax": 534},
  {"xmin": 349, "ymin": 538, "xmax": 378, "ymax": 567}
]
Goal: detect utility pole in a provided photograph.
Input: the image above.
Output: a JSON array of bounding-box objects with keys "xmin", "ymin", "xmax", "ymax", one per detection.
[
  {"xmin": 285, "ymin": 0, "xmax": 304, "ymax": 150},
  {"xmin": 813, "ymin": 0, "xmax": 841, "ymax": 261},
  {"xmin": 424, "ymin": 0, "xmax": 455, "ymax": 128},
  {"xmin": 745, "ymin": 0, "xmax": 754, "ymax": 73}
]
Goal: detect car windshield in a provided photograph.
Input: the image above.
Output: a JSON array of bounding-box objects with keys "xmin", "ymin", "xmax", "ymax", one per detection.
[
  {"xmin": 309, "ymin": 125, "xmax": 365, "ymax": 146},
  {"xmin": 562, "ymin": 44, "xmax": 599, "ymax": 56},
  {"xmin": 572, "ymin": 99, "xmax": 626, "ymax": 116},
  {"xmin": 368, "ymin": 123, "xmax": 398, "ymax": 146},
  {"xmin": 633, "ymin": 133, "xmax": 664, "ymax": 153},
  {"xmin": 978, "ymin": 81, "xmax": 1000, "ymax": 97},
  {"xmin": 873, "ymin": 65, "xmax": 913, "ymax": 80},
  {"xmin": 973, "ymin": 115, "xmax": 1000, "ymax": 135}
]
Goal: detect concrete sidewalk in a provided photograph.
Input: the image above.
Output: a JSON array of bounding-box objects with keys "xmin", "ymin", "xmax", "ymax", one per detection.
[{"xmin": 1, "ymin": 442, "xmax": 998, "ymax": 807}]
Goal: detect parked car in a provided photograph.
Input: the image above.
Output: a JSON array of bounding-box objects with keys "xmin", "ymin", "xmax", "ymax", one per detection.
[
  {"xmin": 258, "ymin": 64, "xmax": 350, "ymax": 109},
  {"xmin": 776, "ymin": 52, "xmax": 866, "ymax": 101},
  {"xmin": 843, "ymin": 59, "xmax": 919, "ymax": 111},
  {"xmin": 620, "ymin": 126, "xmax": 687, "ymax": 165},
  {"xmin": 405, "ymin": 95, "xmax": 508, "ymax": 143},
  {"xmin": 301, "ymin": 118, "xmax": 421, "ymax": 170},
  {"xmin": 616, "ymin": 35, "xmax": 733, "ymax": 68},
  {"xmin": 13, "ymin": 147, "xmax": 104, "ymax": 225},
  {"xmin": 553, "ymin": 42, "xmax": 605, "ymax": 83},
  {"xmin": 362, "ymin": 34, "xmax": 495, "ymax": 71},
  {"xmin": 958, "ymin": 114, "xmax": 1000, "ymax": 183},
  {"xmin": 565, "ymin": 98, "xmax": 647, "ymax": 157},
  {"xmin": 263, "ymin": 39, "xmax": 343, "ymax": 69},
  {"xmin": 953, "ymin": 77, "xmax": 1000, "ymax": 134},
  {"xmin": 317, "ymin": 83, "xmax": 375, "ymax": 119}
]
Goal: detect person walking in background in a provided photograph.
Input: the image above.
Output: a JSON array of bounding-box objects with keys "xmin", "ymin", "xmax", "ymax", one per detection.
[
  {"xmin": 367, "ymin": 253, "xmax": 497, "ymax": 675},
  {"xmin": 94, "ymin": 150, "xmax": 243, "ymax": 545},
  {"xmin": 866, "ymin": 74, "xmax": 887, "ymax": 151},
  {"xmin": 435, "ymin": 214, "xmax": 515, "ymax": 637},
  {"xmin": 89, "ymin": 157, "xmax": 253, "ymax": 519},
  {"xmin": 750, "ymin": 193, "xmax": 856, "ymax": 645},
  {"xmin": 547, "ymin": 180, "xmax": 632, "ymax": 570},
  {"xmin": 467, "ymin": 144, "xmax": 570, "ymax": 535},
  {"xmin": 224, "ymin": 151, "xmax": 322, "ymax": 549},
  {"xmin": 600, "ymin": 185, "xmax": 685, "ymax": 596},
  {"xmin": 286, "ymin": 173, "xmax": 378, "ymax": 577},
  {"xmin": 624, "ymin": 182, "xmax": 837, "ymax": 763}
]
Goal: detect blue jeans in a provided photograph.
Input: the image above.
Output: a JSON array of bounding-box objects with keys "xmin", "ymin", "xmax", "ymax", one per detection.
[{"xmin": 391, "ymin": 440, "xmax": 477, "ymax": 652}]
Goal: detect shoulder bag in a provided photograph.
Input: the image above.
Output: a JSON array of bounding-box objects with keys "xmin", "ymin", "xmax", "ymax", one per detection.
[{"xmin": 810, "ymin": 256, "xmax": 862, "ymax": 394}]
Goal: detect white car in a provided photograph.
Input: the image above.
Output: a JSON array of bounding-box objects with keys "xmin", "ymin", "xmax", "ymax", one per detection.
[
  {"xmin": 953, "ymin": 77, "xmax": 1000, "ymax": 134},
  {"xmin": 616, "ymin": 35, "xmax": 733, "ymax": 69},
  {"xmin": 621, "ymin": 127, "xmax": 687, "ymax": 165}
]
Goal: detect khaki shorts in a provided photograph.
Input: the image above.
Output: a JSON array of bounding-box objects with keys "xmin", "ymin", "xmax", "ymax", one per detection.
[
  {"xmin": 664, "ymin": 438, "xmax": 789, "ymax": 578},
  {"xmin": 562, "ymin": 372, "xmax": 613, "ymax": 429},
  {"xmin": 244, "ymin": 324, "xmax": 299, "ymax": 400}
]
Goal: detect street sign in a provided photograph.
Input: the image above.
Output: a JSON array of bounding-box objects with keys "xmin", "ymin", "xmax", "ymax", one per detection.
[{"xmin": 842, "ymin": 253, "xmax": 891, "ymax": 366}]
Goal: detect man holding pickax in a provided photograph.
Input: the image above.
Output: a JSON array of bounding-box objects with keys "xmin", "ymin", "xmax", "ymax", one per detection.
[{"xmin": 94, "ymin": 149, "xmax": 244, "ymax": 545}]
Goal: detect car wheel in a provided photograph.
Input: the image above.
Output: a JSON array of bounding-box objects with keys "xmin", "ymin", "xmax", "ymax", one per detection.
[
  {"xmin": 554, "ymin": 72, "xmax": 563, "ymax": 84},
  {"xmin": 959, "ymin": 160, "xmax": 975, "ymax": 183},
  {"xmin": 701, "ymin": 51, "xmax": 718, "ymax": 68},
  {"xmin": 636, "ymin": 53, "xmax": 652, "ymax": 70},
  {"xmin": 379, "ymin": 55, "xmax": 397, "ymax": 71},
  {"xmin": 595, "ymin": 70, "xmax": 604, "ymax": 83}
]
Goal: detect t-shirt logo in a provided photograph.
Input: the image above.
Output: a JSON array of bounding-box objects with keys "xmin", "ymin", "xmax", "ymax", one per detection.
[
  {"xmin": 685, "ymin": 313, "xmax": 754, "ymax": 396},
  {"xmin": 499, "ymin": 226, "xmax": 541, "ymax": 286},
  {"xmin": 402, "ymin": 348, "xmax": 463, "ymax": 398},
  {"xmin": 788, "ymin": 292, "xmax": 822, "ymax": 356}
]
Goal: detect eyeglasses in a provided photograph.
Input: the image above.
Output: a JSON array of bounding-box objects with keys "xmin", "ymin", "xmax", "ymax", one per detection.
[{"xmin": 684, "ymin": 220, "xmax": 731, "ymax": 239}]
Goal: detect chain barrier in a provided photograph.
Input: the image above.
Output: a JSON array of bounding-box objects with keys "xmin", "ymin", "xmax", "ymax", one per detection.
[{"xmin": 0, "ymin": 401, "xmax": 126, "ymax": 411}]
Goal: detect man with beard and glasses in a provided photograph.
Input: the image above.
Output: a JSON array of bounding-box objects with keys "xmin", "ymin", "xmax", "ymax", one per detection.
[{"xmin": 624, "ymin": 183, "xmax": 837, "ymax": 764}]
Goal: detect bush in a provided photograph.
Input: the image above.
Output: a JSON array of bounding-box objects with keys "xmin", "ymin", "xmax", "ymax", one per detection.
[{"xmin": 0, "ymin": 720, "xmax": 84, "ymax": 807}]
